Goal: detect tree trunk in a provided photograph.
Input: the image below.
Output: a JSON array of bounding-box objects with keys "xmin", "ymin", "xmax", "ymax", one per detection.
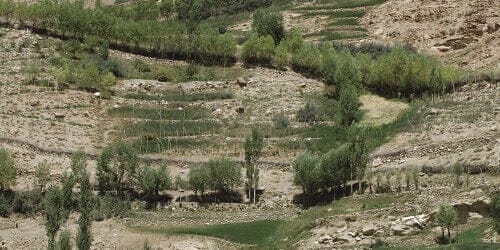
[
  {"xmin": 253, "ymin": 165, "xmax": 256, "ymax": 205},
  {"xmin": 447, "ymin": 227, "xmax": 450, "ymax": 239}
]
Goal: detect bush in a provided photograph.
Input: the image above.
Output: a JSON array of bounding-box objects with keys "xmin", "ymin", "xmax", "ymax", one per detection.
[
  {"xmin": 0, "ymin": 147, "xmax": 16, "ymax": 191},
  {"xmin": 252, "ymin": 9, "xmax": 284, "ymax": 44},
  {"xmin": 242, "ymin": 33, "xmax": 275, "ymax": 65},
  {"xmin": 97, "ymin": 141, "xmax": 139, "ymax": 197},
  {"xmin": 296, "ymin": 102, "xmax": 319, "ymax": 123},
  {"xmin": 133, "ymin": 59, "xmax": 151, "ymax": 73},
  {"xmin": 293, "ymin": 153, "xmax": 320, "ymax": 194},
  {"xmin": 436, "ymin": 204, "xmax": 457, "ymax": 240},
  {"xmin": 57, "ymin": 230, "xmax": 72, "ymax": 250},
  {"xmin": 272, "ymin": 28, "xmax": 304, "ymax": 68},
  {"xmin": 35, "ymin": 160, "xmax": 51, "ymax": 192},
  {"xmin": 13, "ymin": 189, "xmax": 44, "ymax": 215},
  {"xmin": 207, "ymin": 158, "xmax": 241, "ymax": 193},
  {"xmin": 136, "ymin": 164, "xmax": 171, "ymax": 200},
  {"xmin": 188, "ymin": 164, "xmax": 210, "ymax": 196},
  {"xmin": 338, "ymin": 84, "xmax": 362, "ymax": 125},
  {"xmin": 92, "ymin": 195, "xmax": 131, "ymax": 221},
  {"xmin": 492, "ymin": 193, "xmax": 500, "ymax": 233},
  {"xmin": 0, "ymin": 192, "xmax": 13, "ymax": 217},
  {"xmin": 272, "ymin": 112, "xmax": 290, "ymax": 130},
  {"xmin": 291, "ymin": 43, "xmax": 322, "ymax": 76},
  {"xmin": 44, "ymin": 187, "xmax": 63, "ymax": 250}
]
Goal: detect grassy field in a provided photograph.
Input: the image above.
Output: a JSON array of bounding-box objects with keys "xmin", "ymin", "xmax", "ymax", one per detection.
[
  {"xmin": 135, "ymin": 220, "xmax": 285, "ymax": 246},
  {"xmin": 121, "ymin": 91, "xmax": 233, "ymax": 102},
  {"xmin": 108, "ymin": 106, "xmax": 210, "ymax": 120},
  {"xmin": 134, "ymin": 194, "xmax": 412, "ymax": 247},
  {"xmin": 295, "ymin": 0, "xmax": 385, "ymax": 10}
]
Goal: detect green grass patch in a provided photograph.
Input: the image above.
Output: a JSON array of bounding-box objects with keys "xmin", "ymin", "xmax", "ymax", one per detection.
[
  {"xmin": 120, "ymin": 120, "xmax": 221, "ymax": 137},
  {"xmin": 121, "ymin": 91, "xmax": 233, "ymax": 102},
  {"xmin": 108, "ymin": 106, "xmax": 210, "ymax": 120},
  {"xmin": 123, "ymin": 59, "xmax": 242, "ymax": 83},
  {"xmin": 303, "ymin": 101, "xmax": 423, "ymax": 153},
  {"xmin": 133, "ymin": 194, "xmax": 407, "ymax": 247},
  {"xmin": 455, "ymin": 221, "xmax": 494, "ymax": 243},
  {"xmin": 304, "ymin": 30, "xmax": 367, "ymax": 41},
  {"xmin": 329, "ymin": 18, "xmax": 359, "ymax": 26},
  {"xmin": 301, "ymin": 9, "xmax": 366, "ymax": 18},
  {"xmin": 295, "ymin": 0, "xmax": 385, "ymax": 10},
  {"xmin": 135, "ymin": 220, "xmax": 285, "ymax": 245},
  {"xmin": 130, "ymin": 137, "xmax": 218, "ymax": 153}
]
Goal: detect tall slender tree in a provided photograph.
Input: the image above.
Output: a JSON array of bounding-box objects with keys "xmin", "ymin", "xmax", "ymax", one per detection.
[
  {"xmin": 77, "ymin": 172, "xmax": 92, "ymax": 250},
  {"xmin": 244, "ymin": 128, "xmax": 264, "ymax": 204}
]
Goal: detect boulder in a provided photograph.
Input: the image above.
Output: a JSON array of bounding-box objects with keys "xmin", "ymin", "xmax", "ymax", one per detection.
[
  {"xmin": 362, "ymin": 223, "xmax": 377, "ymax": 236},
  {"xmin": 235, "ymin": 107, "xmax": 245, "ymax": 114},
  {"xmin": 391, "ymin": 224, "xmax": 411, "ymax": 236},
  {"xmin": 53, "ymin": 112, "xmax": 65, "ymax": 120},
  {"xmin": 333, "ymin": 233, "xmax": 352, "ymax": 243},
  {"xmin": 468, "ymin": 212, "xmax": 483, "ymax": 221},
  {"xmin": 470, "ymin": 198, "xmax": 490, "ymax": 217},
  {"xmin": 236, "ymin": 77, "xmax": 248, "ymax": 87},
  {"xmin": 318, "ymin": 234, "xmax": 333, "ymax": 244},
  {"xmin": 453, "ymin": 202, "xmax": 471, "ymax": 224},
  {"xmin": 372, "ymin": 157, "xmax": 383, "ymax": 167}
]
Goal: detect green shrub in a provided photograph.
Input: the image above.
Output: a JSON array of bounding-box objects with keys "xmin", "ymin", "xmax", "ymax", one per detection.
[
  {"xmin": 296, "ymin": 102, "xmax": 319, "ymax": 123},
  {"xmin": 44, "ymin": 187, "xmax": 63, "ymax": 250},
  {"xmin": 293, "ymin": 153, "xmax": 320, "ymax": 194},
  {"xmin": 272, "ymin": 112, "xmax": 290, "ymax": 130},
  {"xmin": 338, "ymin": 84, "xmax": 362, "ymax": 125},
  {"xmin": 35, "ymin": 160, "xmax": 51, "ymax": 192},
  {"xmin": 0, "ymin": 147, "xmax": 16, "ymax": 191},
  {"xmin": 0, "ymin": 193, "xmax": 13, "ymax": 217},
  {"xmin": 136, "ymin": 165, "xmax": 171, "ymax": 200},
  {"xmin": 272, "ymin": 28, "xmax": 304, "ymax": 68},
  {"xmin": 92, "ymin": 195, "xmax": 131, "ymax": 221},
  {"xmin": 133, "ymin": 59, "xmax": 151, "ymax": 73},
  {"xmin": 57, "ymin": 230, "xmax": 72, "ymax": 250},
  {"xmin": 242, "ymin": 33, "xmax": 275, "ymax": 65},
  {"xmin": 97, "ymin": 141, "xmax": 139, "ymax": 197},
  {"xmin": 492, "ymin": 194, "xmax": 500, "ymax": 233},
  {"xmin": 291, "ymin": 43, "xmax": 322, "ymax": 75},
  {"xmin": 252, "ymin": 9, "xmax": 284, "ymax": 44},
  {"xmin": 189, "ymin": 164, "xmax": 210, "ymax": 196},
  {"xmin": 13, "ymin": 190, "xmax": 44, "ymax": 215},
  {"xmin": 436, "ymin": 204, "xmax": 457, "ymax": 240},
  {"xmin": 197, "ymin": 158, "xmax": 242, "ymax": 194}
]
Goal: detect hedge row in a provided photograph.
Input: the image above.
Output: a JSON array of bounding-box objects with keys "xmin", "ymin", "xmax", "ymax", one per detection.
[
  {"xmin": 0, "ymin": 0, "xmax": 237, "ymax": 65},
  {"xmin": 242, "ymin": 28, "xmax": 461, "ymax": 97}
]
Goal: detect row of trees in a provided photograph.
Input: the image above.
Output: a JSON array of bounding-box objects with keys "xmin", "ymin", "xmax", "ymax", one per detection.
[
  {"xmin": 242, "ymin": 11, "xmax": 461, "ymax": 98},
  {"xmin": 96, "ymin": 130, "xmax": 264, "ymax": 204},
  {"xmin": 293, "ymin": 134, "xmax": 368, "ymax": 196},
  {"xmin": 0, "ymin": 0, "xmax": 237, "ymax": 65}
]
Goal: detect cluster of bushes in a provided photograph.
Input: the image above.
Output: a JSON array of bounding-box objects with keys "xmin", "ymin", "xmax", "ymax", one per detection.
[
  {"xmin": 188, "ymin": 158, "xmax": 242, "ymax": 196},
  {"xmin": 0, "ymin": 0, "xmax": 237, "ymax": 65},
  {"xmin": 293, "ymin": 137, "xmax": 368, "ymax": 196},
  {"xmin": 242, "ymin": 11, "xmax": 460, "ymax": 97},
  {"xmin": 160, "ymin": 0, "xmax": 272, "ymax": 21},
  {"xmin": 52, "ymin": 37, "xmax": 121, "ymax": 96},
  {"xmin": 96, "ymin": 141, "xmax": 242, "ymax": 202}
]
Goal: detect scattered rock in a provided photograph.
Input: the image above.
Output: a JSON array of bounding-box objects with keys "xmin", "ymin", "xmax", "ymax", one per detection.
[
  {"xmin": 53, "ymin": 112, "xmax": 65, "ymax": 119},
  {"xmin": 236, "ymin": 77, "xmax": 248, "ymax": 87},
  {"xmin": 318, "ymin": 234, "xmax": 333, "ymax": 244},
  {"xmin": 362, "ymin": 223, "xmax": 378, "ymax": 236},
  {"xmin": 468, "ymin": 212, "xmax": 483, "ymax": 221},
  {"xmin": 235, "ymin": 107, "xmax": 245, "ymax": 114},
  {"xmin": 372, "ymin": 157, "xmax": 383, "ymax": 167}
]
